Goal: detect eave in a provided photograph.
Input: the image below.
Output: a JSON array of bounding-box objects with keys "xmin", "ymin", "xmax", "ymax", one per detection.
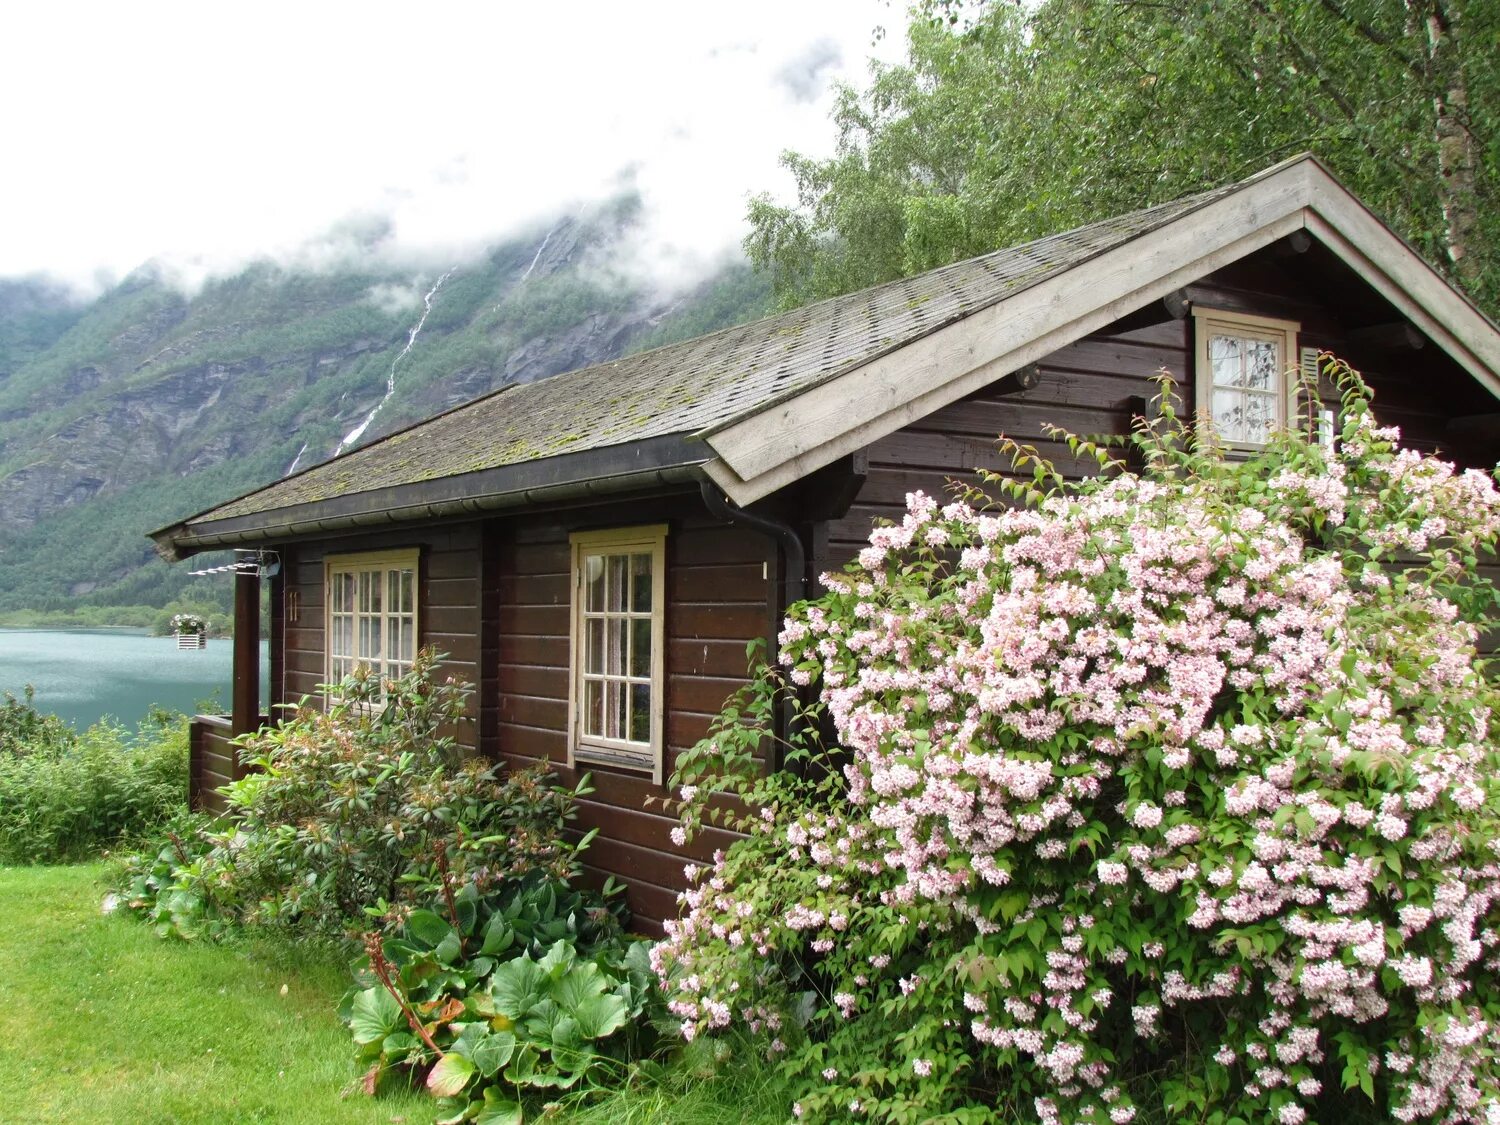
[{"xmin": 151, "ymin": 433, "xmax": 709, "ymax": 560}]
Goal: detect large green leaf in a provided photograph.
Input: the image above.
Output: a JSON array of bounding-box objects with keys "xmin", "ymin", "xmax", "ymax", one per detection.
[
  {"xmin": 489, "ymin": 956, "xmax": 544, "ymax": 1019},
  {"xmin": 554, "ymin": 961, "xmax": 610, "ymax": 1014},
  {"xmin": 407, "ymin": 909, "xmax": 455, "ymax": 949},
  {"xmin": 572, "ymin": 991, "xmax": 629, "ymax": 1041},
  {"xmin": 537, "ymin": 939, "xmax": 575, "ymax": 981},
  {"xmin": 470, "ymin": 1030, "xmax": 517, "ymax": 1076},
  {"xmin": 426, "ymin": 1051, "xmax": 475, "ymax": 1097},
  {"xmin": 433, "ymin": 930, "xmax": 463, "ymax": 965},
  {"xmin": 476, "ymin": 1089, "xmax": 524, "ymax": 1125},
  {"xmin": 349, "ymin": 986, "xmax": 404, "ymax": 1045}
]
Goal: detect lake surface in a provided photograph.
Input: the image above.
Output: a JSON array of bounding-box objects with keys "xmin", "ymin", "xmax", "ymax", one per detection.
[{"xmin": 0, "ymin": 629, "xmax": 271, "ymax": 730}]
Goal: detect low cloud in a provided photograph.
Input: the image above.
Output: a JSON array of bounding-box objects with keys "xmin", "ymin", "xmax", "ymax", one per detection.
[{"xmin": 0, "ymin": 1, "xmax": 902, "ymax": 300}]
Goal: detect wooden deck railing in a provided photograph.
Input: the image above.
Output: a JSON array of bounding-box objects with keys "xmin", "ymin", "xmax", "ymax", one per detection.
[{"xmin": 188, "ymin": 714, "xmax": 269, "ymax": 816}]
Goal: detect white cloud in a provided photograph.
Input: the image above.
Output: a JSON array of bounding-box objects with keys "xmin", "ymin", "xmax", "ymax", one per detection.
[{"xmin": 0, "ymin": 0, "xmax": 904, "ymax": 295}]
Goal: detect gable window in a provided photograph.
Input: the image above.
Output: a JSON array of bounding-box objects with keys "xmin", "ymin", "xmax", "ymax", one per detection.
[
  {"xmin": 324, "ymin": 549, "xmax": 418, "ymax": 692},
  {"xmin": 568, "ymin": 525, "xmax": 666, "ymax": 782},
  {"xmin": 1193, "ymin": 309, "xmax": 1300, "ymax": 448}
]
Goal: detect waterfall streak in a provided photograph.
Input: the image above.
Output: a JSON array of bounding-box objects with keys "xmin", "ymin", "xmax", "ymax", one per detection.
[
  {"xmin": 283, "ymin": 442, "xmax": 309, "ymax": 477},
  {"xmin": 337, "ymin": 270, "xmax": 452, "ymax": 455}
]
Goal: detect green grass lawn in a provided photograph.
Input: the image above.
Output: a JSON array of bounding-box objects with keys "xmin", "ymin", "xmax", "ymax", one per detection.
[
  {"xmin": 0, "ymin": 864, "xmax": 790, "ymax": 1125},
  {"xmin": 0, "ymin": 864, "xmax": 425, "ymax": 1124}
]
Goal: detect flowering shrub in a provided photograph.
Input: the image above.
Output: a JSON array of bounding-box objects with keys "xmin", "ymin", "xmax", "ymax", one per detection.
[{"xmin": 656, "ymin": 363, "xmax": 1500, "ymax": 1124}]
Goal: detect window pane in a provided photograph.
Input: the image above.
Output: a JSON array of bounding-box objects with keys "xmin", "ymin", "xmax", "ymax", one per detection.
[
  {"xmin": 339, "ymin": 573, "xmax": 355, "ymax": 614},
  {"xmin": 585, "ymin": 555, "xmax": 605, "ymax": 612},
  {"xmin": 605, "ymin": 680, "xmax": 627, "ymax": 740},
  {"xmin": 400, "ymin": 616, "xmax": 415, "ymax": 662},
  {"xmin": 629, "ymin": 682, "xmax": 651, "ymax": 743},
  {"xmin": 607, "ymin": 555, "xmax": 628, "ymax": 612},
  {"xmin": 630, "ymin": 617, "xmax": 652, "ymax": 677},
  {"xmin": 585, "ymin": 618, "xmax": 605, "ymax": 675},
  {"xmin": 1209, "ymin": 335, "xmax": 1241, "ymax": 387},
  {"xmin": 631, "ymin": 553, "xmax": 652, "ymax": 612},
  {"xmin": 606, "ymin": 618, "xmax": 626, "ymax": 676},
  {"xmin": 1245, "ymin": 339, "xmax": 1278, "ymax": 391},
  {"xmin": 1213, "ymin": 389, "xmax": 1275, "ymax": 445},
  {"xmin": 584, "ymin": 679, "xmax": 603, "ymax": 737}
]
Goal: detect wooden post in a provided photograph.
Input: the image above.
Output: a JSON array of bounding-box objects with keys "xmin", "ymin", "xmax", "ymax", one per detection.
[{"xmin": 232, "ymin": 570, "xmax": 260, "ymax": 738}]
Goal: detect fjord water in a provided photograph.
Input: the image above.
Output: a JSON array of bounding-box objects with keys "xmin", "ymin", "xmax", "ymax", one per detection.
[{"xmin": 0, "ymin": 629, "xmax": 271, "ymax": 731}]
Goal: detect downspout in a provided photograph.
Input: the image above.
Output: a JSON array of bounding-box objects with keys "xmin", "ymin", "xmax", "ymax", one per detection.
[{"xmin": 699, "ymin": 478, "xmax": 807, "ymax": 774}]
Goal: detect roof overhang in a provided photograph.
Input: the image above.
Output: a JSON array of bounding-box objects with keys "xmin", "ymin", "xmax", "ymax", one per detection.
[
  {"xmin": 700, "ymin": 156, "xmax": 1500, "ymax": 505},
  {"xmin": 151, "ymin": 433, "xmax": 709, "ymax": 560}
]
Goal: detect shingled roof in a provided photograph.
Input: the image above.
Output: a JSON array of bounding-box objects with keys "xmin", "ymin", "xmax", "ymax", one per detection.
[{"xmin": 151, "ymin": 153, "xmax": 1500, "ymax": 558}]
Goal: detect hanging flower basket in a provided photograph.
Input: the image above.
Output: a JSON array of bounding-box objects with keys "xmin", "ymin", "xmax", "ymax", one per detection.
[{"xmin": 172, "ymin": 613, "xmax": 208, "ymax": 650}]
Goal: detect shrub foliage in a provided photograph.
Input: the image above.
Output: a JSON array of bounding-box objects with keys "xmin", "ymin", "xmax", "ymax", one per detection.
[
  {"xmin": 0, "ymin": 696, "xmax": 187, "ymax": 863},
  {"xmin": 657, "ymin": 363, "xmax": 1500, "ymax": 1124},
  {"xmin": 122, "ymin": 651, "xmax": 594, "ymax": 941}
]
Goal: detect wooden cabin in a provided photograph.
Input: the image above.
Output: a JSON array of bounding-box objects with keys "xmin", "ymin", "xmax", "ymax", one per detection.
[{"xmin": 150, "ymin": 155, "xmax": 1500, "ymax": 934}]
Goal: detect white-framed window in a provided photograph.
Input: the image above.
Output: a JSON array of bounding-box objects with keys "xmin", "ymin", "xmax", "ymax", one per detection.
[
  {"xmin": 324, "ymin": 549, "xmax": 419, "ymax": 693},
  {"xmin": 567, "ymin": 525, "xmax": 667, "ymax": 783},
  {"xmin": 1192, "ymin": 308, "xmax": 1301, "ymax": 449}
]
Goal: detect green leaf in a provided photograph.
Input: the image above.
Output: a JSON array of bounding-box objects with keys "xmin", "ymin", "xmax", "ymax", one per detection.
[
  {"xmin": 407, "ymin": 909, "xmax": 455, "ymax": 949},
  {"xmin": 555, "ymin": 961, "xmax": 611, "ymax": 1013},
  {"xmin": 480, "ymin": 915, "xmax": 514, "ymax": 956},
  {"xmin": 470, "ymin": 1030, "xmax": 517, "ymax": 1077},
  {"xmin": 426, "ymin": 1052, "xmax": 475, "ymax": 1097},
  {"xmin": 490, "ymin": 957, "xmax": 545, "ymax": 1019},
  {"xmin": 476, "ymin": 1089, "xmax": 524, "ymax": 1125},
  {"xmin": 537, "ymin": 940, "xmax": 575, "ymax": 980},
  {"xmin": 572, "ymin": 992, "xmax": 629, "ymax": 1040},
  {"xmin": 349, "ymin": 987, "xmax": 404, "ymax": 1045}
]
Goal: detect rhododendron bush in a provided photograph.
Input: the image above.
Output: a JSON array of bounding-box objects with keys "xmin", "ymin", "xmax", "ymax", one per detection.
[{"xmin": 655, "ymin": 364, "xmax": 1500, "ymax": 1125}]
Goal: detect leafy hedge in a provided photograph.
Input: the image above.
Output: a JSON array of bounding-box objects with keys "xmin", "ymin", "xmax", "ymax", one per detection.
[
  {"xmin": 658, "ymin": 363, "xmax": 1500, "ymax": 1124},
  {"xmin": 0, "ymin": 694, "xmax": 187, "ymax": 863}
]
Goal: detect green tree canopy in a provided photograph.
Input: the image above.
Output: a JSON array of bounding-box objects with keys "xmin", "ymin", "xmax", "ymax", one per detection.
[{"xmin": 747, "ymin": 0, "xmax": 1498, "ymax": 314}]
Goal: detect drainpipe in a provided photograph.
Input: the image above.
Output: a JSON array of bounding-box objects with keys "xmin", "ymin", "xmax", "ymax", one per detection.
[{"xmin": 699, "ymin": 479, "xmax": 807, "ymax": 773}]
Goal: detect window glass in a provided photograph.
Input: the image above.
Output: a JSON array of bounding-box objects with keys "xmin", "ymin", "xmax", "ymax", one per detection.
[
  {"xmin": 326, "ymin": 552, "xmax": 418, "ymax": 696},
  {"xmin": 1196, "ymin": 311, "xmax": 1297, "ymax": 449},
  {"xmin": 571, "ymin": 527, "xmax": 664, "ymax": 777}
]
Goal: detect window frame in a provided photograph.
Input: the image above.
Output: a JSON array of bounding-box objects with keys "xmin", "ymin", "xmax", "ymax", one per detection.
[
  {"xmin": 1192, "ymin": 307, "xmax": 1301, "ymax": 451},
  {"xmin": 567, "ymin": 524, "xmax": 668, "ymax": 784},
  {"xmin": 323, "ymin": 548, "xmax": 420, "ymax": 702}
]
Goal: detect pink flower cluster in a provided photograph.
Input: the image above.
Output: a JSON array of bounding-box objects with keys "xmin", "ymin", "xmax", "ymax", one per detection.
[{"xmin": 656, "ymin": 387, "xmax": 1500, "ymax": 1125}]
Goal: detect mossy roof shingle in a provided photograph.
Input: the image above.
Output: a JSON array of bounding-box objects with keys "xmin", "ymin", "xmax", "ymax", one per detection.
[{"xmin": 190, "ymin": 182, "xmax": 1238, "ymax": 525}]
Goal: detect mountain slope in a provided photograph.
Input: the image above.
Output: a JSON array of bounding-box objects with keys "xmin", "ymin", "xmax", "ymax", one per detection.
[{"xmin": 0, "ymin": 203, "xmax": 770, "ymax": 613}]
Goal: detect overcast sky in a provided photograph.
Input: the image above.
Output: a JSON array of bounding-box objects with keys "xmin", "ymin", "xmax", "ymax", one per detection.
[{"xmin": 1, "ymin": 0, "xmax": 903, "ymax": 294}]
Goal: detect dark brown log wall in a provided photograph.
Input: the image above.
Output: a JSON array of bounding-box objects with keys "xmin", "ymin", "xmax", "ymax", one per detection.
[{"xmin": 486, "ymin": 497, "xmax": 775, "ymax": 935}]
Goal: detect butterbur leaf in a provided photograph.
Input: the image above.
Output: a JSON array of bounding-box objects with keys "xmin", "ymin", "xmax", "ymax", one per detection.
[
  {"xmin": 554, "ymin": 961, "xmax": 609, "ymax": 1013},
  {"xmin": 572, "ymin": 992, "xmax": 629, "ymax": 1040},
  {"xmin": 350, "ymin": 987, "xmax": 404, "ymax": 1045},
  {"xmin": 476, "ymin": 1088, "xmax": 524, "ymax": 1125},
  {"xmin": 503, "ymin": 1044, "xmax": 538, "ymax": 1085},
  {"xmin": 407, "ymin": 909, "xmax": 455, "ymax": 949},
  {"xmin": 549, "ymin": 1015, "xmax": 581, "ymax": 1051},
  {"xmin": 489, "ymin": 957, "xmax": 544, "ymax": 1018},
  {"xmin": 426, "ymin": 1051, "xmax": 476, "ymax": 1097},
  {"xmin": 434, "ymin": 931, "xmax": 463, "ymax": 965},
  {"xmin": 470, "ymin": 1030, "xmax": 517, "ymax": 1076},
  {"xmin": 381, "ymin": 1031, "xmax": 418, "ymax": 1058},
  {"xmin": 537, "ymin": 939, "xmax": 575, "ymax": 980}
]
